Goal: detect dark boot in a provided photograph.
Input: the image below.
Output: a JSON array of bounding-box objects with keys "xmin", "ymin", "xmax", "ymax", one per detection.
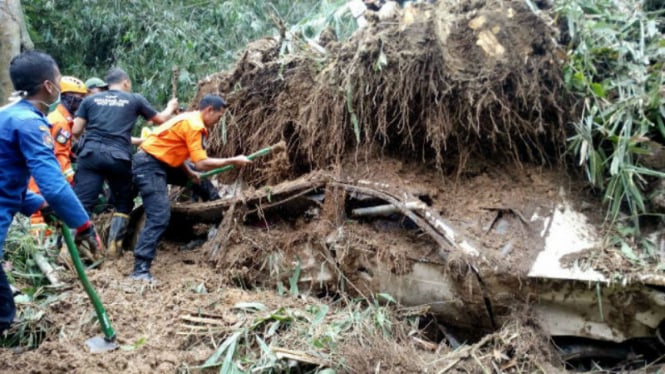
[
  {"xmin": 130, "ymin": 258, "xmax": 154, "ymax": 282},
  {"xmin": 107, "ymin": 213, "xmax": 129, "ymax": 258}
]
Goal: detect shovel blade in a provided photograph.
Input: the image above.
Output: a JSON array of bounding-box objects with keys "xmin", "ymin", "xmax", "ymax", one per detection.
[{"xmin": 86, "ymin": 336, "xmax": 118, "ymax": 353}]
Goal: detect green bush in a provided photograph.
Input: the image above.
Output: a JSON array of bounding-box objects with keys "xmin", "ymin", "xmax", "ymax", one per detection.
[
  {"xmin": 24, "ymin": 0, "xmax": 344, "ymax": 105},
  {"xmin": 560, "ymin": 0, "xmax": 665, "ymax": 227}
]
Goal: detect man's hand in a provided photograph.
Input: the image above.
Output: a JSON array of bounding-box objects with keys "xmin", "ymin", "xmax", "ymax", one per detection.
[
  {"xmin": 232, "ymin": 155, "xmax": 253, "ymax": 167},
  {"xmin": 39, "ymin": 202, "xmax": 59, "ymax": 224},
  {"xmin": 75, "ymin": 222, "xmax": 103, "ymax": 259},
  {"xmin": 188, "ymin": 170, "xmax": 202, "ymax": 185},
  {"xmin": 166, "ymin": 98, "xmax": 179, "ymax": 113}
]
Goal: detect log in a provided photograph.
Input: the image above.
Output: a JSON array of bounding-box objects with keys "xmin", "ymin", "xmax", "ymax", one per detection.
[
  {"xmin": 171, "ymin": 171, "xmax": 329, "ymax": 222},
  {"xmin": 33, "ymin": 252, "xmax": 61, "ymax": 286}
]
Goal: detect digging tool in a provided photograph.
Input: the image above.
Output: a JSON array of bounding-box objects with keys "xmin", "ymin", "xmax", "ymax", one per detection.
[
  {"xmin": 61, "ymin": 225, "xmax": 118, "ymax": 353},
  {"xmin": 199, "ymin": 141, "xmax": 287, "ymax": 179}
]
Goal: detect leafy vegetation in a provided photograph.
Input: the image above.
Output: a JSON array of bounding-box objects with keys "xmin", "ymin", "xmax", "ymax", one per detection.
[
  {"xmin": 560, "ymin": 0, "xmax": 665, "ymax": 227},
  {"xmin": 23, "ymin": 0, "xmax": 349, "ymax": 106},
  {"xmin": 189, "ymin": 294, "xmax": 400, "ymax": 373},
  {"xmin": 0, "ymin": 217, "xmax": 60, "ymax": 348}
]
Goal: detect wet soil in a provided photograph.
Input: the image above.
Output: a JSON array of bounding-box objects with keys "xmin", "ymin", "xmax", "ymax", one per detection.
[{"xmin": 0, "ymin": 159, "xmax": 596, "ymax": 373}]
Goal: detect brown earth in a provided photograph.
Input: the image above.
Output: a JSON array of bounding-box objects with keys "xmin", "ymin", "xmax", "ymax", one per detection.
[
  {"xmin": 0, "ymin": 158, "xmax": 589, "ymax": 373},
  {"xmin": 0, "ymin": 0, "xmax": 646, "ymax": 372}
]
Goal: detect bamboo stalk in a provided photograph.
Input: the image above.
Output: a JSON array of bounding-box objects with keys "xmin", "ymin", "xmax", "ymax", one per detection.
[
  {"xmin": 271, "ymin": 347, "xmax": 324, "ymax": 365},
  {"xmin": 33, "ymin": 252, "xmax": 61, "ymax": 286},
  {"xmin": 178, "ymin": 324, "xmax": 227, "ymax": 332},
  {"xmin": 351, "ymin": 201, "xmax": 425, "ymax": 217},
  {"xmin": 175, "ymin": 330, "xmax": 225, "ymax": 336},
  {"xmin": 180, "ymin": 315, "xmax": 227, "ymax": 326},
  {"xmin": 182, "ymin": 310, "xmax": 227, "ymax": 319}
]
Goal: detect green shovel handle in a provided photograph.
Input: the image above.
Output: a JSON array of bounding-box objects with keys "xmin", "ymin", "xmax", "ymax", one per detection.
[
  {"xmin": 62, "ymin": 225, "xmax": 116, "ymax": 342},
  {"xmin": 198, "ymin": 145, "xmax": 274, "ymax": 179}
]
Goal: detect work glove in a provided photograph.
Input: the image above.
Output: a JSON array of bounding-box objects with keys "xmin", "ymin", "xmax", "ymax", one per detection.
[
  {"xmin": 39, "ymin": 202, "xmax": 56, "ymax": 221},
  {"xmin": 75, "ymin": 222, "xmax": 103, "ymax": 261}
]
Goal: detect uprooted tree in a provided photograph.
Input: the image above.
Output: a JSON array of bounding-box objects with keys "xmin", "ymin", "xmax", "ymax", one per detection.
[{"xmin": 196, "ymin": 0, "xmax": 570, "ymax": 184}]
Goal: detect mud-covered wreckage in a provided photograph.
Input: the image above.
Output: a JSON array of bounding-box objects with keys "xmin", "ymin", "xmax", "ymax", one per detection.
[{"xmin": 133, "ymin": 170, "xmax": 665, "ymax": 352}]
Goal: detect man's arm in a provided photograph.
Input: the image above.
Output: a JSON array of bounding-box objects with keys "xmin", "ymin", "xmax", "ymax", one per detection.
[
  {"xmin": 180, "ymin": 162, "xmax": 201, "ymax": 184},
  {"xmin": 148, "ymin": 98, "xmax": 179, "ymax": 125},
  {"xmin": 19, "ymin": 119, "xmax": 89, "ymax": 229},
  {"xmin": 72, "ymin": 117, "xmax": 87, "ymax": 138},
  {"xmin": 193, "ymin": 156, "xmax": 252, "ymax": 171},
  {"xmin": 182, "ymin": 123, "xmax": 252, "ymax": 172},
  {"xmin": 19, "ymin": 191, "xmax": 44, "ymax": 217}
]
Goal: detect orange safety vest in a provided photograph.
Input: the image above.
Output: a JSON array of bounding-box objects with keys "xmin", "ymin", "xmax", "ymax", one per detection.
[
  {"xmin": 140, "ymin": 111, "xmax": 209, "ymax": 167},
  {"xmin": 27, "ymin": 103, "xmax": 75, "ymax": 195}
]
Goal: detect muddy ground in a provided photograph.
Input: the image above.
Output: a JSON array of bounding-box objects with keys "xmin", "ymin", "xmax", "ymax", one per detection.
[
  {"xmin": 1, "ymin": 0, "xmax": 661, "ymax": 372},
  {"xmin": 0, "ymin": 159, "xmax": 600, "ymax": 373}
]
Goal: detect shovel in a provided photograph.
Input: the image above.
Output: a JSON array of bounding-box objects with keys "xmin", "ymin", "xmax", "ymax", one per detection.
[
  {"xmin": 198, "ymin": 141, "xmax": 287, "ymax": 179},
  {"xmin": 61, "ymin": 225, "xmax": 118, "ymax": 353},
  {"xmin": 185, "ymin": 141, "xmax": 287, "ymax": 191}
]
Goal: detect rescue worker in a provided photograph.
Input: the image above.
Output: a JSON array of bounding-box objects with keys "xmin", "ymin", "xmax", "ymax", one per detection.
[
  {"xmin": 84, "ymin": 77, "xmax": 108, "ymax": 95},
  {"xmin": 131, "ymin": 94, "xmax": 251, "ymax": 281},
  {"xmin": 139, "ymin": 124, "xmax": 221, "ymax": 202},
  {"xmin": 27, "ymin": 76, "xmax": 88, "ymax": 237},
  {"xmin": 0, "ymin": 51, "xmax": 101, "ymax": 333},
  {"xmin": 72, "ymin": 67, "xmax": 178, "ymax": 258}
]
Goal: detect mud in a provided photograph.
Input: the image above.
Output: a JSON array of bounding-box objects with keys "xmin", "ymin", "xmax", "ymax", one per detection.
[
  {"xmin": 0, "ymin": 159, "xmax": 591, "ymax": 373},
  {"xmin": 2, "ymin": 0, "xmax": 658, "ymax": 372}
]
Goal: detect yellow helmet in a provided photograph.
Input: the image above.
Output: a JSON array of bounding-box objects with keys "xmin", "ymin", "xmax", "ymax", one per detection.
[{"xmin": 59, "ymin": 76, "xmax": 87, "ymax": 94}]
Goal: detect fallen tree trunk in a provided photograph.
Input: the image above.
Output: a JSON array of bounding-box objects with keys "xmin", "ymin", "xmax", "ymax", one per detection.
[{"xmin": 170, "ymin": 172, "xmax": 329, "ymax": 223}]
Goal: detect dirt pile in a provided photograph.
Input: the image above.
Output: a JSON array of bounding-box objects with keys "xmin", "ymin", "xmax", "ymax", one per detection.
[{"xmin": 196, "ymin": 0, "xmax": 568, "ymax": 183}]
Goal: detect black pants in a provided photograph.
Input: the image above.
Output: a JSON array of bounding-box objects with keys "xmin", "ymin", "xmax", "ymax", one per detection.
[
  {"xmin": 0, "ymin": 267, "xmax": 15, "ymax": 333},
  {"xmin": 132, "ymin": 152, "xmax": 218, "ymax": 262},
  {"xmin": 74, "ymin": 142, "xmax": 134, "ymax": 215}
]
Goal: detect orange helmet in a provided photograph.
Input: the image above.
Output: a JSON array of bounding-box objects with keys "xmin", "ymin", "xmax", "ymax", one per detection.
[{"xmin": 60, "ymin": 76, "xmax": 87, "ymax": 94}]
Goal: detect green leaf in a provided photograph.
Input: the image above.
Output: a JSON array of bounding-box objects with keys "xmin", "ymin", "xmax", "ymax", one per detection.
[
  {"xmin": 13, "ymin": 295, "xmax": 32, "ymax": 304},
  {"xmin": 590, "ymin": 82, "xmax": 606, "ymax": 98},
  {"xmin": 351, "ymin": 113, "xmax": 361, "ymax": 144},
  {"xmin": 374, "ymin": 50, "xmax": 388, "ymax": 72},
  {"xmin": 572, "ymin": 71, "xmax": 586, "ymax": 90},
  {"xmin": 220, "ymin": 332, "xmax": 240, "ymax": 374},
  {"xmin": 563, "ymin": 65, "xmax": 573, "ymax": 86},
  {"xmin": 311, "ymin": 304, "xmax": 329, "ymax": 325},
  {"xmin": 200, "ymin": 331, "xmax": 242, "ymax": 369},
  {"xmin": 620, "ymin": 242, "xmax": 639, "ymax": 262},
  {"xmin": 376, "ymin": 293, "xmax": 396, "ymax": 304},
  {"xmin": 289, "ymin": 261, "xmax": 301, "ymax": 296},
  {"xmin": 266, "ymin": 320, "xmax": 281, "ymax": 338}
]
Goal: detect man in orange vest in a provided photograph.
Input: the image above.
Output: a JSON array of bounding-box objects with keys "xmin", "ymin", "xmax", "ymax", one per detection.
[
  {"xmin": 27, "ymin": 76, "xmax": 88, "ymax": 239},
  {"xmin": 131, "ymin": 94, "xmax": 251, "ymax": 281}
]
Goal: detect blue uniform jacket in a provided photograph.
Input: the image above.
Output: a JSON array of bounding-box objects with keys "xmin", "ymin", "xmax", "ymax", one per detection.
[{"xmin": 0, "ymin": 100, "xmax": 89, "ymax": 256}]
